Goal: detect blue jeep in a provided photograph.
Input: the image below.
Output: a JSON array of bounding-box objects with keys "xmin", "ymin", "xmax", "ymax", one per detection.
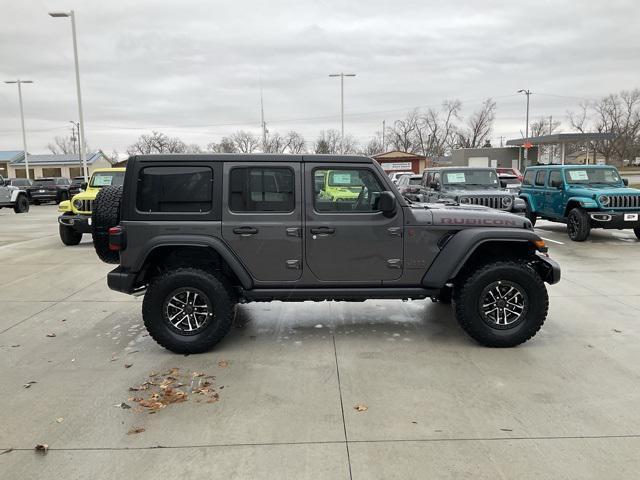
[{"xmin": 519, "ymin": 165, "xmax": 640, "ymax": 241}]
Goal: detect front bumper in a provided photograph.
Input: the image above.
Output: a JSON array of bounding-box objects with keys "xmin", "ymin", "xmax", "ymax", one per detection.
[
  {"xmin": 589, "ymin": 211, "xmax": 640, "ymax": 229},
  {"xmin": 31, "ymin": 191, "xmax": 58, "ymax": 201},
  {"xmin": 58, "ymin": 213, "xmax": 92, "ymax": 233},
  {"xmin": 107, "ymin": 266, "xmax": 139, "ymax": 294},
  {"xmin": 536, "ymin": 253, "xmax": 561, "ymax": 285}
]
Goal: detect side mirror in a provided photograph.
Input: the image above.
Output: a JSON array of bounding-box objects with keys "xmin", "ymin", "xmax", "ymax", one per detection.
[
  {"xmin": 378, "ymin": 191, "xmax": 397, "ymax": 216},
  {"xmin": 623, "ymin": 178, "xmax": 629, "ymax": 186},
  {"xmin": 81, "ymin": 182, "xmax": 88, "ymax": 190},
  {"xmin": 430, "ymin": 181, "xmax": 440, "ymax": 190},
  {"xmin": 550, "ymin": 179, "xmax": 562, "ymax": 188}
]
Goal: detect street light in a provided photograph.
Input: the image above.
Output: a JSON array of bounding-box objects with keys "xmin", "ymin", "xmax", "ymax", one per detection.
[
  {"xmin": 517, "ymin": 89, "xmax": 531, "ymax": 169},
  {"xmin": 329, "ymin": 73, "xmax": 356, "ymax": 154},
  {"xmin": 49, "ymin": 10, "xmax": 89, "ymax": 181},
  {"xmin": 4, "ymin": 80, "xmax": 34, "ymax": 179}
]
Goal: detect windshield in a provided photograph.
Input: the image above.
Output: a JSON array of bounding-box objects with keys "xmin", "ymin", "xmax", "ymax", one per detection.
[
  {"xmin": 565, "ymin": 168, "xmax": 622, "ymax": 185},
  {"xmin": 442, "ymin": 170, "xmax": 500, "ymax": 189},
  {"xmin": 409, "ymin": 178, "xmax": 421, "ymax": 185},
  {"xmin": 327, "ymin": 171, "xmax": 363, "ymax": 188},
  {"xmin": 33, "ymin": 179, "xmax": 55, "ymax": 186},
  {"xmin": 12, "ymin": 179, "xmax": 31, "ymax": 186},
  {"xmin": 90, "ymin": 171, "xmax": 125, "ymax": 188}
]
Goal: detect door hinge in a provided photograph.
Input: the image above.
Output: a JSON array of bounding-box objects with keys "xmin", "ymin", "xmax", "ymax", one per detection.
[
  {"xmin": 387, "ymin": 259, "xmax": 403, "ymax": 269},
  {"xmin": 387, "ymin": 227, "xmax": 403, "ymax": 237},
  {"xmin": 286, "ymin": 227, "xmax": 302, "ymax": 237},
  {"xmin": 286, "ymin": 259, "xmax": 301, "ymax": 270}
]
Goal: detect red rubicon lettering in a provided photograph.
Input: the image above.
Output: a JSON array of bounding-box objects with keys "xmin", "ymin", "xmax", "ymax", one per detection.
[{"xmin": 441, "ymin": 217, "xmax": 518, "ymax": 226}]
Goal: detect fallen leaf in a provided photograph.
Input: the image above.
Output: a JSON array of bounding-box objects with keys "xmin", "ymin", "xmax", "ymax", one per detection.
[
  {"xmin": 114, "ymin": 402, "xmax": 131, "ymax": 409},
  {"xmin": 127, "ymin": 427, "xmax": 145, "ymax": 435},
  {"xmin": 1, "ymin": 448, "xmax": 13, "ymax": 455},
  {"xmin": 500, "ymin": 428, "xmax": 513, "ymax": 432},
  {"xmin": 124, "ymin": 364, "xmax": 133, "ymax": 369},
  {"xmin": 613, "ymin": 329, "xmax": 622, "ymax": 333},
  {"xmin": 34, "ymin": 444, "xmax": 48, "ymax": 453},
  {"xmin": 23, "ymin": 381, "xmax": 37, "ymax": 388},
  {"xmin": 11, "ymin": 344, "xmax": 20, "ymax": 348},
  {"xmin": 56, "ymin": 418, "xmax": 64, "ymax": 424},
  {"xmin": 217, "ymin": 360, "xmax": 229, "ymax": 368},
  {"xmin": 192, "ymin": 371, "xmax": 205, "ymax": 378},
  {"xmin": 354, "ymin": 404, "xmax": 368, "ymax": 412},
  {"xmin": 46, "ymin": 333, "xmax": 56, "ymax": 338}
]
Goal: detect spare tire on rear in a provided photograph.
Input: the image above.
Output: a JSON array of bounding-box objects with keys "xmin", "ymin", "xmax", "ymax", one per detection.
[{"xmin": 92, "ymin": 185, "xmax": 122, "ymax": 264}]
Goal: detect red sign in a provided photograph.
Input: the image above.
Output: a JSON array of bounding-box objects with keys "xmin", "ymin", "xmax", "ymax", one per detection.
[{"xmin": 523, "ymin": 142, "xmax": 533, "ymax": 149}]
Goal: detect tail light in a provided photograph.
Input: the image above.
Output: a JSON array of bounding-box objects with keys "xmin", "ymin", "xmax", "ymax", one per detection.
[{"xmin": 108, "ymin": 226, "xmax": 126, "ymax": 251}]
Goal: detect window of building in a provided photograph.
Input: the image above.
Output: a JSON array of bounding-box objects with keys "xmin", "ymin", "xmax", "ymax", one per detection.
[
  {"xmin": 42, "ymin": 167, "xmax": 62, "ymax": 177},
  {"xmin": 136, "ymin": 166, "xmax": 213, "ymax": 213},
  {"xmin": 313, "ymin": 168, "xmax": 384, "ymax": 213},
  {"xmin": 229, "ymin": 167, "xmax": 294, "ymax": 213}
]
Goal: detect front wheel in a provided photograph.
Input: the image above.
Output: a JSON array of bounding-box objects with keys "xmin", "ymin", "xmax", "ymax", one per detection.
[
  {"xmin": 453, "ymin": 261, "xmax": 549, "ymax": 347},
  {"xmin": 567, "ymin": 208, "xmax": 590, "ymax": 241},
  {"xmin": 13, "ymin": 194, "xmax": 29, "ymax": 213},
  {"xmin": 59, "ymin": 224, "xmax": 82, "ymax": 246},
  {"xmin": 142, "ymin": 268, "xmax": 235, "ymax": 354}
]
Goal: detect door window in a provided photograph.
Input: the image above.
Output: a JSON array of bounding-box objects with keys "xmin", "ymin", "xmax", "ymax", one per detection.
[
  {"xmin": 523, "ymin": 170, "xmax": 536, "ymax": 186},
  {"xmin": 229, "ymin": 167, "xmax": 294, "ymax": 212},
  {"xmin": 535, "ymin": 170, "xmax": 547, "ymax": 186},
  {"xmin": 313, "ymin": 168, "xmax": 384, "ymax": 212},
  {"xmin": 548, "ymin": 170, "xmax": 562, "ymax": 187}
]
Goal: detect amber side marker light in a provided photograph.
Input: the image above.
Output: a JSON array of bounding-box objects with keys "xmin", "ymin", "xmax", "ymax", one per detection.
[{"xmin": 533, "ymin": 239, "xmax": 548, "ymax": 254}]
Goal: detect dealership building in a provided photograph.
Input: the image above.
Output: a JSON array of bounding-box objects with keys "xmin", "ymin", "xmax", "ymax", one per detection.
[{"xmin": 0, "ymin": 151, "xmax": 113, "ymax": 179}]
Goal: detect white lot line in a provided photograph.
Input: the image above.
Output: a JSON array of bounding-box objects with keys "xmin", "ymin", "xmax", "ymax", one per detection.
[{"xmin": 539, "ymin": 236, "xmax": 565, "ymax": 245}]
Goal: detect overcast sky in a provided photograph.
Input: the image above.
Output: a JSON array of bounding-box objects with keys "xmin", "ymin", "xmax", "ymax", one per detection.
[{"xmin": 1, "ymin": 0, "xmax": 639, "ymax": 155}]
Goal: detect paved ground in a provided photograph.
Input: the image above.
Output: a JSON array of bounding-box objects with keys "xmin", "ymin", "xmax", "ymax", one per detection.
[{"xmin": 1, "ymin": 205, "xmax": 640, "ymax": 479}]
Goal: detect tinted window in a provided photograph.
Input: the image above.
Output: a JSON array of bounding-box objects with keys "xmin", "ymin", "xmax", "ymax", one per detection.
[
  {"xmin": 409, "ymin": 177, "xmax": 421, "ymax": 185},
  {"xmin": 523, "ymin": 170, "xmax": 536, "ymax": 186},
  {"xmin": 91, "ymin": 171, "xmax": 125, "ymax": 188},
  {"xmin": 535, "ymin": 170, "xmax": 547, "ymax": 186},
  {"xmin": 314, "ymin": 168, "xmax": 384, "ymax": 213},
  {"xmin": 548, "ymin": 170, "xmax": 562, "ymax": 186},
  {"xmin": 137, "ymin": 166, "xmax": 213, "ymax": 213},
  {"xmin": 56, "ymin": 178, "xmax": 70, "ymax": 185},
  {"xmin": 12, "ymin": 179, "xmax": 31, "ymax": 187},
  {"xmin": 229, "ymin": 167, "xmax": 294, "ymax": 212}
]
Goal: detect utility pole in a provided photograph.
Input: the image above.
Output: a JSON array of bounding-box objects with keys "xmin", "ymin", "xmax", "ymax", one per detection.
[
  {"xmin": 382, "ymin": 119, "xmax": 386, "ymax": 152},
  {"xmin": 498, "ymin": 136, "xmax": 506, "ymax": 147},
  {"xmin": 260, "ymin": 81, "xmax": 267, "ymax": 151},
  {"xmin": 329, "ymin": 72, "xmax": 356, "ymax": 153},
  {"xmin": 4, "ymin": 79, "xmax": 33, "ymax": 179},
  {"xmin": 70, "ymin": 120, "xmax": 80, "ymax": 172},
  {"xmin": 517, "ymin": 89, "xmax": 531, "ymax": 169},
  {"xmin": 548, "ymin": 116, "xmax": 553, "ymax": 164}
]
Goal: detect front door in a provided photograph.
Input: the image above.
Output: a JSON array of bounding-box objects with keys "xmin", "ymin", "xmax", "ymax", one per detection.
[
  {"xmin": 222, "ymin": 161, "xmax": 303, "ymax": 282},
  {"xmin": 304, "ymin": 163, "xmax": 403, "ymax": 282},
  {"xmin": 0, "ymin": 178, "xmax": 10, "ymax": 204}
]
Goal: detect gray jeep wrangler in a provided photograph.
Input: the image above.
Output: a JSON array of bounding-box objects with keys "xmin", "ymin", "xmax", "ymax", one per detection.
[
  {"xmin": 409, "ymin": 167, "xmax": 526, "ymax": 213},
  {"xmin": 92, "ymin": 154, "xmax": 560, "ymax": 354},
  {"xmin": 0, "ymin": 175, "xmax": 30, "ymax": 213}
]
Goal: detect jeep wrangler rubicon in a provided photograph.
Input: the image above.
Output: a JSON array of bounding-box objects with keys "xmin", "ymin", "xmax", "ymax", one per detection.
[
  {"xmin": 92, "ymin": 154, "xmax": 560, "ymax": 354},
  {"xmin": 0, "ymin": 175, "xmax": 30, "ymax": 213}
]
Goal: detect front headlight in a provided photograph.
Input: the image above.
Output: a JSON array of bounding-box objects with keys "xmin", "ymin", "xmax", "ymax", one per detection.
[
  {"xmin": 598, "ymin": 194, "xmax": 610, "ymax": 207},
  {"xmin": 502, "ymin": 196, "xmax": 513, "ymax": 206},
  {"xmin": 73, "ymin": 199, "xmax": 83, "ymax": 210},
  {"xmin": 459, "ymin": 197, "xmax": 470, "ymax": 204}
]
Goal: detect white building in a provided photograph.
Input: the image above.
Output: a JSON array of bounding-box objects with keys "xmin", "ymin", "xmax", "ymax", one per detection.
[{"xmin": 3, "ymin": 151, "xmax": 114, "ymax": 179}]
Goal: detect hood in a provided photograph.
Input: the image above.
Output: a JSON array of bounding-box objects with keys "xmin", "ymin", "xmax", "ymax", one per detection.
[
  {"xmin": 442, "ymin": 188, "xmax": 512, "ymax": 198},
  {"xmin": 565, "ymin": 185, "xmax": 640, "ymax": 196},
  {"xmin": 408, "ymin": 203, "xmax": 530, "ymax": 229},
  {"xmin": 72, "ymin": 189, "xmax": 99, "ymax": 201}
]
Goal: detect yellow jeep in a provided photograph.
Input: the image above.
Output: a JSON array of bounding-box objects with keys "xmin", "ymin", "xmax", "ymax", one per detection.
[{"xmin": 58, "ymin": 168, "xmax": 126, "ymax": 245}]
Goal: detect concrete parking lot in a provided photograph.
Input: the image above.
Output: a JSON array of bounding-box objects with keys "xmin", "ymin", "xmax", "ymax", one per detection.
[{"xmin": 1, "ymin": 205, "xmax": 640, "ymax": 479}]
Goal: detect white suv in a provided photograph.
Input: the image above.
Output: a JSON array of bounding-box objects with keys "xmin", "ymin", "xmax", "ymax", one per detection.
[{"xmin": 0, "ymin": 175, "xmax": 30, "ymax": 213}]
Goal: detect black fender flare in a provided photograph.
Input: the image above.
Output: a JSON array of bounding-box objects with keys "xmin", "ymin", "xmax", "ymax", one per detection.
[
  {"xmin": 133, "ymin": 235, "xmax": 253, "ymax": 289},
  {"xmin": 421, "ymin": 228, "xmax": 543, "ymax": 288}
]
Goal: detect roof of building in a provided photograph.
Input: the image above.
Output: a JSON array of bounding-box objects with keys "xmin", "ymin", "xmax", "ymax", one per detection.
[
  {"xmin": 506, "ymin": 133, "xmax": 615, "ymax": 146},
  {"xmin": 373, "ymin": 150, "xmax": 426, "ymax": 159},
  {"xmin": 0, "ymin": 150, "xmax": 25, "ymax": 162},
  {"xmin": 11, "ymin": 151, "xmax": 109, "ymax": 166}
]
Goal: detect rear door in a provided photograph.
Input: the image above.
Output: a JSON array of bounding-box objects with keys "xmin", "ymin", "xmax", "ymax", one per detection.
[
  {"xmin": 304, "ymin": 162, "xmax": 403, "ymax": 282},
  {"xmin": 222, "ymin": 161, "xmax": 303, "ymax": 282},
  {"xmin": 533, "ymin": 170, "xmax": 548, "ymax": 214},
  {"xmin": 544, "ymin": 169, "xmax": 564, "ymax": 217}
]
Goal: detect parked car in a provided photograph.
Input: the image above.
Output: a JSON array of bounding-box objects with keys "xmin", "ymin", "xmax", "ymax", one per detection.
[
  {"xmin": 57, "ymin": 168, "xmax": 126, "ymax": 245},
  {"xmin": 395, "ymin": 174, "xmax": 424, "ymax": 199},
  {"xmin": 4, "ymin": 178, "xmax": 34, "ymax": 200},
  {"xmin": 0, "ymin": 175, "xmax": 30, "ymax": 213},
  {"xmin": 496, "ymin": 167, "xmax": 523, "ymax": 182},
  {"xmin": 409, "ymin": 167, "xmax": 526, "ymax": 214},
  {"xmin": 29, "ymin": 177, "xmax": 73, "ymax": 204},
  {"xmin": 388, "ymin": 171, "xmax": 414, "ymax": 184},
  {"xmin": 90, "ymin": 153, "xmax": 559, "ymax": 353},
  {"xmin": 498, "ymin": 173, "xmax": 522, "ymax": 195},
  {"xmin": 519, "ymin": 165, "xmax": 640, "ymax": 241}
]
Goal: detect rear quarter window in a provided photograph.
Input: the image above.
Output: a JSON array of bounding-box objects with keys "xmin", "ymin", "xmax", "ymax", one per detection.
[{"xmin": 136, "ymin": 166, "xmax": 213, "ymax": 213}]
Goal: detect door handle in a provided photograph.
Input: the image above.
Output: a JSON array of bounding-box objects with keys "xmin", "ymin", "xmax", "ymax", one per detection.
[
  {"xmin": 310, "ymin": 227, "xmax": 335, "ymax": 235},
  {"xmin": 233, "ymin": 226, "xmax": 258, "ymax": 236}
]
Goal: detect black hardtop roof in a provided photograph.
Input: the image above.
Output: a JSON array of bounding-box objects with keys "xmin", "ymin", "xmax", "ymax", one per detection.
[
  {"xmin": 524, "ymin": 164, "xmax": 616, "ymax": 170},
  {"xmin": 427, "ymin": 166, "xmax": 496, "ymax": 171},
  {"xmin": 130, "ymin": 153, "xmax": 374, "ymax": 163}
]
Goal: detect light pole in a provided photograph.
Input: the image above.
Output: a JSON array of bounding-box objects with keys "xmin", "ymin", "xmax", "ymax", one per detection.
[
  {"xmin": 329, "ymin": 73, "xmax": 356, "ymax": 153},
  {"xmin": 517, "ymin": 89, "xmax": 531, "ymax": 168},
  {"xmin": 50, "ymin": 10, "xmax": 89, "ymax": 181},
  {"xmin": 4, "ymin": 80, "xmax": 34, "ymax": 179}
]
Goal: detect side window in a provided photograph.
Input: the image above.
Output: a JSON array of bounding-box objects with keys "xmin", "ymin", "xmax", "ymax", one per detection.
[
  {"xmin": 229, "ymin": 167, "xmax": 294, "ymax": 213},
  {"xmin": 535, "ymin": 170, "xmax": 547, "ymax": 187},
  {"xmin": 432, "ymin": 172, "xmax": 441, "ymax": 187},
  {"xmin": 548, "ymin": 170, "xmax": 562, "ymax": 187},
  {"xmin": 523, "ymin": 170, "xmax": 536, "ymax": 186},
  {"xmin": 136, "ymin": 166, "xmax": 213, "ymax": 213},
  {"xmin": 424, "ymin": 172, "xmax": 432, "ymax": 187},
  {"xmin": 313, "ymin": 168, "xmax": 384, "ymax": 213}
]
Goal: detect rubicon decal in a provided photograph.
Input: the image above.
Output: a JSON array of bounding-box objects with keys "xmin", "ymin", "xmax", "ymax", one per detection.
[{"xmin": 441, "ymin": 217, "xmax": 518, "ymax": 226}]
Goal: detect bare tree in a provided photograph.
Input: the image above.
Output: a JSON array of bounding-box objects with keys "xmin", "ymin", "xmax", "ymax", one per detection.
[
  {"xmin": 207, "ymin": 137, "xmax": 237, "ymax": 153},
  {"xmin": 230, "ymin": 130, "xmax": 260, "ymax": 153},
  {"xmin": 362, "ymin": 132, "xmax": 384, "ymax": 156},
  {"xmin": 284, "ymin": 131, "xmax": 306, "ymax": 154},
  {"xmin": 314, "ymin": 129, "xmax": 348, "ymax": 154},
  {"xmin": 47, "ymin": 135, "xmax": 77, "ymax": 155},
  {"xmin": 456, "ymin": 98, "xmax": 496, "ymax": 148},
  {"xmin": 388, "ymin": 110, "xmax": 419, "ymax": 153},
  {"xmin": 126, "ymin": 131, "xmax": 187, "ymax": 155},
  {"xmin": 530, "ymin": 116, "xmax": 561, "ymax": 137},
  {"xmin": 417, "ymin": 99, "xmax": 461, "ymax": 157}
]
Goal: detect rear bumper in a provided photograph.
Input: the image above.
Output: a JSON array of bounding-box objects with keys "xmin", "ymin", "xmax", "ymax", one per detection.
[
  {"xmin": 58, "ymin": 214, "xmax": 92, "ymax": 233},
  {"xmin": 589, "ymin": 211, "xmax": 640, "ymax": 229},
  {"xmin": 537, "ymin": 253, "xmax": 561, "ymax": 285},
  {"xmin": 107, "ymin": 266, "xmax": 138, "ymax": 294}
]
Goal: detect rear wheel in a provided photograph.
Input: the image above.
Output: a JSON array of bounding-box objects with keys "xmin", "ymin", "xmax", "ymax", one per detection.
[
  {"xmin": 92, "ymin": 185, "xmax": 122, "ymax": 264},
  {"xmin": 59, "ymin": 223, "xmax": 82, "ymax": 246},
  {"xmin": 453, "ymin": 261, "xmax": 548, "ymax": 347},
  {"xmin": 524, "ymin": 200, "xmax": 537, "ymax": 227},
  {"xmin": 567, "ymin": 207, "xmax": 590, "ymax": 241},
  {"xmin": 13, "ymin": 194, "xmax": 29, "ymax": 213},
  {"xmin": 142, "ymin": 268, "xmax": 235, "ymax": 354},
  {"xmin": 33, "ymin": 199, "xmax": 41, "ymax": 205}
]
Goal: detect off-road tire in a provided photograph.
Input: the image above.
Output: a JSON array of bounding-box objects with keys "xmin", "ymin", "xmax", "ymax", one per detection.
[
  {"xmin": 453, "ymin": 261, "xmax": 548, "ymax": 347},
  {"xmin": 92, "ymin": 185, "xmax": 122, "ymax": 264},
  {"xmin": 142, "ymin": 268, "xmax": 235, "ymax": 354},
  {"xmin": 634, "ymin": 227, "xmax": 640, "ymax": 240},
  {"xmin": 524, "ymin": 200, "xmax": 537, "ymax": 227},
  {"xmin": 59, "ymin": 223, "xmax": 82, "ymax": 246},
  {"xmin": 433, "ymin": 286, "xmax": 452, "ymax": 304},
  {"xmin": 13, "ymin": 194, "xmax": 29, "ymax": 213},
  {"xmin": 32, "ymin": 199, "xmax": 41, "ymax": 205},
  {"xmin": 567, "ymin": 207, "xmax": 590, "ymax": 242}
]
